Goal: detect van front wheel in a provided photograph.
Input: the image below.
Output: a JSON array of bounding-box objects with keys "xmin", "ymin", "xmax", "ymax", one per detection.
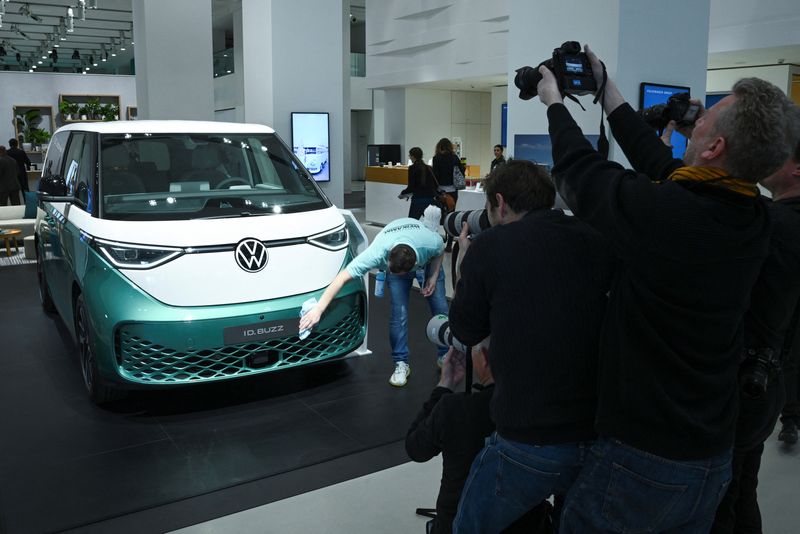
[{"xmin": 75, "ymin": 294, "xmax": 124, "ymax": 405}]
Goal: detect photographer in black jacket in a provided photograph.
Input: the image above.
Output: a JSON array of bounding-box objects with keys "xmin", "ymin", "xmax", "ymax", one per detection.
[
  {"xmin": 711, "ymin": 143, "xmax": 800, "ymax": 533},
  {"xmin": 534, "ymin": 44, "xmax": 800, "ymax": 533},
  {"xmin": 406, "ymin": 341, "xmax": 552, "ymax": 534},
  {"xmin": 447, "ymin": 160, "xmax": 615, "ymax": 533}
]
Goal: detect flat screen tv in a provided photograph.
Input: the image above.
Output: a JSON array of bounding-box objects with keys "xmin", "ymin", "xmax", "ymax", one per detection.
[
  {"xmin": 291, "ymin": 112, "xmax": 330, "ymax": 182},
  {"xmin": 639, "ymin": 82, "xmax": 690, "ymax": 160},
  {"xmin": 367, "ymin": 144, "xmax": 402, "ymax": 166}
]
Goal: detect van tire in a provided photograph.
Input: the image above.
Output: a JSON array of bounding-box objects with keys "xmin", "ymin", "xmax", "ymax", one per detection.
[
  {"xmin": 75, "ymin": 294, "xmax": 125, "ymax": 405},
  {"xmin": 36, "ymin": 238, "xmax": 56, "ymax": 314}
]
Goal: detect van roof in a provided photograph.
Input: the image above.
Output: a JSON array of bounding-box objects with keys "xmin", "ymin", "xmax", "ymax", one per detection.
[{"xmin": 55, "ymin": 120, "xmax": 276, "ymax": 135}]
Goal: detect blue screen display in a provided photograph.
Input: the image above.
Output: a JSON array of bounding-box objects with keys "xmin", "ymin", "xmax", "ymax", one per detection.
[{"xmin": 639, "ymin": 83, "xmax": 690, "ymax": 160}]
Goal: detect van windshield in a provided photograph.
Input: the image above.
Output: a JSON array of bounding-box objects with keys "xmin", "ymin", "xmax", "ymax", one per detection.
[{"xmin": 99, "ymin": 133, "xmax": 330, "ymax": 221}]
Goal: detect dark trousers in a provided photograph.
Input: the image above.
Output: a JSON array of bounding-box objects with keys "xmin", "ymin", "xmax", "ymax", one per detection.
[
  {"xmin": 409, "ymin": 196, "xmax": 434, "ymax": 220},
  {"xmin": 444, "ymin": 191, "xmax": 458, "ymax": 248},
  {"xmin": 711, "ymin": 442, "xmax": 764, "ymax": 534},
  {"xmin": 781, "ymin": 349, "xmax": 800, "ymax": 426},
  {"xmin": 0, "ymin": 190, "xmax": 21, "ymax": 206}
]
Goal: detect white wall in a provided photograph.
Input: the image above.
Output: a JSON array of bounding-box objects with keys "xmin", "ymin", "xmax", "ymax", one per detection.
[
  {"xmin": 365, "ymin": 0, "xmax": 509, "ymax": 89},
  {"xmin": 709, "ymin": 0, "xmax": 800, "ymax": 53},
  {"xmin": 351, "ymin": 77, "xmax": 373, "ymax": 110},
  {"xmin": 405, "ymin": 88, "xmax": 452, "ymax": 163},
  {"xmin": 0, "ymin": 71, "xmax": 137, "ymax": 144},
  {"xmin": 707, "ymin": 65, "xmax": 793, "ymax": 95}
]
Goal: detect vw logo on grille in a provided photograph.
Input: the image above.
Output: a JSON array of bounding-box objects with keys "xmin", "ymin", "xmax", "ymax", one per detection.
[{"xmin": 235, "ymin": 239, "xmax": 269, "ymax": 273}]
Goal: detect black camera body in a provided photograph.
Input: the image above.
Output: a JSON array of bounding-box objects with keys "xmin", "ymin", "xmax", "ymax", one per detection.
[
  {"xmin": 515, "ymin": 41, "xmax": 597, "ymax": 100},
  {"xmin": 639, "ymin": 92, "xmax": 701, "ymax": 132},
  {"xmin": 739, "ymin": 347, "xmax": 781, "ymax": 400}
]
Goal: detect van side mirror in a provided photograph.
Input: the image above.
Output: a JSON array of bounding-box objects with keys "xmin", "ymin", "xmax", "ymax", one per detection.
[{"xmin": 39, "ymin": 174, "xmax": 69, "ymax": 196}]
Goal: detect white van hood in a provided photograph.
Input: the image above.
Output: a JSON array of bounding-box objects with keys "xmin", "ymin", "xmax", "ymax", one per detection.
[{"xmin": 68, "ymin": 206, "xmax": 349, "ymax": 306}]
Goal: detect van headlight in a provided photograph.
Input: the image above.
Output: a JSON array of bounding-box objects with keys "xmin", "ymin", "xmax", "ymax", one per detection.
[
  {"xmin": 307, "ymin": 224, "xmax": 348, "ymax": 251},
  {"xmin": 94, "ymin": 239, "xmax": 184, "ymax": 269}
]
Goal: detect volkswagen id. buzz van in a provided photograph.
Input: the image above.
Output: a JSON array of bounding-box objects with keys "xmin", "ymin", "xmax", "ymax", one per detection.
[{"xmin": 36, "ymin": 121, "xmax": 367, "ymax": 404}]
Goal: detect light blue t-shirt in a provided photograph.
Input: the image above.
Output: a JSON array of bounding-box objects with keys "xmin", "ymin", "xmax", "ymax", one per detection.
[{"xmin": 346, "ymin": 218, "xmax": 445, "ymax": 278}]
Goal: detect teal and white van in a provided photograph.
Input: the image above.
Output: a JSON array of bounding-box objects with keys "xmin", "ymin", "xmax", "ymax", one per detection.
[{"xmin": 36, "ymin": 121, "xmax": 367, "ymax": 404}]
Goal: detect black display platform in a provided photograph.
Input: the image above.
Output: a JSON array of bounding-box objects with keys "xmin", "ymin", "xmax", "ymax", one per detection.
[{"xmin": 0, "ymin": 264, "xmax": 446, "ymax": 533}]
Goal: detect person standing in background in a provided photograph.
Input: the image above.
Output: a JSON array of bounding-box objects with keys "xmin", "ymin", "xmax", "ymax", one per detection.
[
  {"xmin": 400, "ymin": 147, "xmax": 438, "ymax": 220},
  {"xmin": 433, "ymin": 138, "xmax": 465, "ymax": 252},
  {"xmin": 490, "ymin": 145, "xmax": 506, "ymax": 173},
  {"xmin": 7, "ymin": 138, "xmax": 31, "ymax": 195},
  {"xmin": 0, "ymin": 146, "xmax": 22, "ymax": 206}
]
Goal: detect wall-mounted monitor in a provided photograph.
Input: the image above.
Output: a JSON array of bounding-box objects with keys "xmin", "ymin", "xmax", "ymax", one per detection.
[
  {"xmin": 639, "ymin": 82, "xmax": 690, "ymax": 160},
  {"xmin": 705, "ymin": 92, "xmax": 730, "ymax": 109},
  {"xmin": 291, "ymin": 112, "xmax": 330, "ymax": 182}
]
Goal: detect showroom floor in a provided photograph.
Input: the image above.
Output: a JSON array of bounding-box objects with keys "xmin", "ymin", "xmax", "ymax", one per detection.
[{"xmin": 0, "ymin": 204, "xmax": 797, "ymax": 533}]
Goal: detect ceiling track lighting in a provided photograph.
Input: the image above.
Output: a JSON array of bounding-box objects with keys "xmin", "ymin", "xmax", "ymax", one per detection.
[
  {"xmin": 19, "ymin": 3, "xmax": 42, "ymax": 23},
  {"xmin": 0, "ymin": 0, "xmax": 6, "ymax": 16},
  {"xmin": 66, "ymin": 8, "xmax": 75, "ymax": 32}
]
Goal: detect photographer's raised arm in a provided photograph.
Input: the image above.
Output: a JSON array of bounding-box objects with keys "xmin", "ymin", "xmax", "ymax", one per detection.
[{"xmin": 608, "ymin": 104, "xmax": 684, "ymax": 181}]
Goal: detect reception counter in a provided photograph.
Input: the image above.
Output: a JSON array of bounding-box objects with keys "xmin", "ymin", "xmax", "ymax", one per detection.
[{"xmin": 364, "ymin": 165, "xmax": 487, "ymax": 226}]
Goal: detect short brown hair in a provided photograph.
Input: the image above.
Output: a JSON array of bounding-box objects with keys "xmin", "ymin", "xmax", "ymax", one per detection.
[
  {"xmin": 484, "ymin": 160, "xmax": 555, "ymax": 212},
  {"xmin": 388, "ymin": 244, "xmax": 416, "ymax": 274}
]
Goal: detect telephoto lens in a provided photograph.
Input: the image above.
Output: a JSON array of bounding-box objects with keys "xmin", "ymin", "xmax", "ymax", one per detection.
[
  {"xmin": 443, "ymin": 209, "xmax": 491, "ymax": 238},
  {"xmin": 426, "ymin": 314, "xmax": 469, "ymax": 353}
]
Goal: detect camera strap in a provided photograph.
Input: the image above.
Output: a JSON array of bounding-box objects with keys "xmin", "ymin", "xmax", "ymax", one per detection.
[{"xmin": 593, "ymin": 61, "xmax": 610, "ymax": 159}]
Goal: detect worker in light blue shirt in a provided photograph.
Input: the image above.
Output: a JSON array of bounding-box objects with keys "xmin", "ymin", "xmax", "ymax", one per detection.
[{"xmin": 299, "ymin": 217, "xmax": 448, "ymax": 387}]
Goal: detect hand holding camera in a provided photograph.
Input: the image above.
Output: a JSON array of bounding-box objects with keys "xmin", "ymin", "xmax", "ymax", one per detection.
[{"xmin": 437, "ymin": 347, "xmax": 466, "ymax": 390}]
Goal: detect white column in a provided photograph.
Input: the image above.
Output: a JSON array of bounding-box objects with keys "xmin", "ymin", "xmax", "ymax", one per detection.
[
  {"xmin": 240, "ymin": 0, "xmax": 273, "ymax": 126},
  {"xmin": 506, "ymin": 0, "xmax": 710, "ymax": 163},
  {"xmin": 240, "ymin": 0, "xmax": 350, "ymax": 208},
  {"xmin": 132, "ymin": 0, "xmax": 215, "ymax": 120}
]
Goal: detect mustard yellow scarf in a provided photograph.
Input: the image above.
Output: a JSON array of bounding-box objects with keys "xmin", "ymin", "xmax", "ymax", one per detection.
[{"xmin": 666, "ymin": 166, "xmax": 759, "ymax": 198}]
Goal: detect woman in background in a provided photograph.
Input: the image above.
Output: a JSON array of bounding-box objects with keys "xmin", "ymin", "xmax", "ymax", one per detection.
[
  {"xmin": 432, "ymin": 138, "xmax": 465, "ymax": 252},
  {"xmin": 400, "ymin": 147, "xmax": 438, "ymax": 220}
]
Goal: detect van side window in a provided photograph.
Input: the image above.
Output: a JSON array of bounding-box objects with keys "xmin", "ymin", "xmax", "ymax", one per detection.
[
  {"xmin": 43, "ymin": 131, "xmax": 69, "ymax": 179},
  {"xmin": 63, "ymin": 133, "xmax": 89, "ymax": 198},
  {"xmin": 75, "ymin": 135, "xmax": 96, "ymax": 211}
]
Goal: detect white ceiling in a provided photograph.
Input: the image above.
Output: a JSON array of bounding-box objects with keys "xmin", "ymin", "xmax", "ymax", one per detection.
[
  {"xmin": 1, "ymin": 1, "xmax": 797, "ymax": 78},
  {"xmin": 0, "ymin": 0, "xmax": 134, "ymax": 73}
]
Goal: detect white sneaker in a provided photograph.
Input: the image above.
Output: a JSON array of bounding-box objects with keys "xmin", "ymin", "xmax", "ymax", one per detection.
[{"xmin": 389, "ymin": 362, "xmax": 411, "ymax": 387}]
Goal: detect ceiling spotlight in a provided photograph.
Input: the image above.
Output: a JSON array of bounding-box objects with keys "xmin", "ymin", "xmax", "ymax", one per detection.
[
  {"xmin": 78, "ymin": 0, "xmax": 86, "ymax": 20},
  {"xmin": 19, "ymin": 3, "xmax": 42, "ymax": 23},
  {"xmin": 102, "ymin": 51, "xmax": 107, "ymax": 61},
  {"xmin": 71, "ymin": 49, "xmax": 80, "ymax": 60},
  {"xmin": 66, "ymin": 8, "xmax": 74, "ymax": 32}
]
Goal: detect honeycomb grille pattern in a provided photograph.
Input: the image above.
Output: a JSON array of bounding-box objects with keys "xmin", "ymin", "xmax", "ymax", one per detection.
[{"xmin": 117, "ymin": 303, "xmax": 363, "ymax": 384}]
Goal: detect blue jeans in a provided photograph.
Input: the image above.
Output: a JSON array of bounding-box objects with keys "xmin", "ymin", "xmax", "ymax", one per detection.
[
  {"xmin": 453, "ymin": 432, "xmax": 591, "ymax": 533},
  {"xmin": 560, "ymin": 437, "xmax": 733, "ymax": 533},
  {"xmin": 387, "ymin": 264, "xmax": 448, "ymax": 363}
]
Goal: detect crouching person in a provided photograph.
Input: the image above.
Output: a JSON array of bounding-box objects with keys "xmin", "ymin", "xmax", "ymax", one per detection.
[{"xmin": 406, "ymin": 341, "xmax": 553, "ymax": 534}]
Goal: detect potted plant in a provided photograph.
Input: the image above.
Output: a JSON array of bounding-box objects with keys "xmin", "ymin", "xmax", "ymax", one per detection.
[
  {"xmin": 79, "ymin": 105, "xmax": 89, "ymax": 121},
  {"xmin": 59, "ymin": 100, "xmax": 80, "ymax": 121},
  {"xmin": 30, "ymin": 129, "xmax": 52, "ymax": 152},
  {"xmin": 85, "ymin": 98, "xmax": 102, "ymax": 120},
  {"xmin": 102, "ymin": 104, "xmax": 120, "ymax": 121},
  {"xmin": 14, "ymin": 108, "xmax": 42, "ymax": 151}
]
